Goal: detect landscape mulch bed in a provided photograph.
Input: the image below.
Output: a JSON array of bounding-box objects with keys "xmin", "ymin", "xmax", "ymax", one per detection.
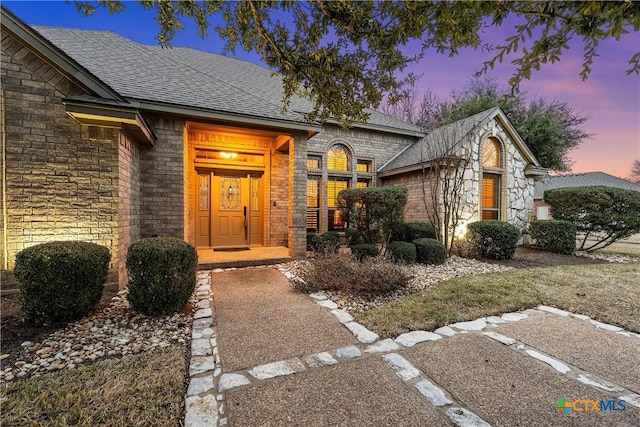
[{"xmin": 0, "ymin": 247, "xmax": 605, "ymax": 370}]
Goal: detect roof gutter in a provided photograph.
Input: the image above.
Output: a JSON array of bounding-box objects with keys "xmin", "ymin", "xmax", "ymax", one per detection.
[
  {"xmin": 130, "ymin": 99, "xmax": 322, "ymax": 135},
  {"xmin": 64, "ymin": 98, "xmax": 156, "ymax": 146}
]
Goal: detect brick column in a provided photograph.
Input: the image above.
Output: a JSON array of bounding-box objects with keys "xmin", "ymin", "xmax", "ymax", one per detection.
[{"xmin": 288, "ymin": 133, "xmax": 308, "ymax": 257}]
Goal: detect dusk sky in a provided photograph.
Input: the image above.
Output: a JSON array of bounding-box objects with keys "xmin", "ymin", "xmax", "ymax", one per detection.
[{"xmin": 4, "ymin": 1, "xmax": 639, "ymax": 178}]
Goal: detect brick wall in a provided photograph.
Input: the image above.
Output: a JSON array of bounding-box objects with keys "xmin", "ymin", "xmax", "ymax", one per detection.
[
  {"xmin": 117, "ymin": 132, "xmax": 141, "ymax": 286},
  {"xmin": 308, "ymin": 124, "xmax": 416, "ymax": 184},
  {"xmin": 1, "ymin": 32, "xmax": 119, "ymax": 283},
  {"xmin": 140, "ymin": 116, "xmax": 185, "ymax": 239},
  {"xmin": 270, "ymin": 151, "xmax": 289, "ymax": 246},
  {"xmin": 381, "ymin": 172, "xmax": 435, "ymax": 223}
]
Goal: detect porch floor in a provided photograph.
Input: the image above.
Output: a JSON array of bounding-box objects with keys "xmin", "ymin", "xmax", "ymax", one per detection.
[{"xmin": 197, "ymin": 246, "xmax": 292, "ymax": 270}]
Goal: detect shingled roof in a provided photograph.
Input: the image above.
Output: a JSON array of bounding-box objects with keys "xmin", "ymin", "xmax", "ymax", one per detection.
[
  {"xmin": 534, "ymin": 172, "xmax": 640, "ymax": 198},
  {"xmin": 31, "ymin": 24, "xmax": 422, "ymax": 136},
  {"xmin": 379, "ymin": 107, "xmax": 499, "ymax": 174}
]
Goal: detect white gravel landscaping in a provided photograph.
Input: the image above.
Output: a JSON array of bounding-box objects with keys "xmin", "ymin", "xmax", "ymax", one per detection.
[{"xmin": 0, "ymin": 291, "xmax": 192, "ymax": 382}]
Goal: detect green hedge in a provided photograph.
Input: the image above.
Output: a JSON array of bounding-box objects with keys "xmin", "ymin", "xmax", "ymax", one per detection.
[
  {"xmin": 350, "ymin": 244, "xmax": 380, "ymax": 261},
  {"xmin": 386, "ymin": 241, "xmax": 416, "ymax": 264},
  {"xmin": 544, "ymin": 186, "xmax": 640, "ymax": 251},
  {"xmin": 466, "ymin": 221, "xmax": 520, "ymax": 260},
  {"xmin": 14, "ymin": 241, "xmax": 110, "ymax": 324},
  {"xmin": 390, "ymin": 222, "xmax": 436, "ymax": 242},
  {"xmin": 529, "ymin": 220, "xmax": 576, "ymax": 255},
  {"xmin": 309, "ymin": 232, "xmax": 341, "ymax": 255},
  {"xmin": 126, "ymin": 237, "xmax": 197, "ymax": 316},
  {"xmin": 413, "ymin": 238, "xmax": 446, "ymax": 265},
  {"xmin": 337, "ymin": 187, "xmax": 407, "ymax": 244}
]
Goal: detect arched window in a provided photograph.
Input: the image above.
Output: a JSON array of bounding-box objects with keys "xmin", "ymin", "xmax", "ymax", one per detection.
[
  {"xmin": 327, "ymin": 144, "xmax": 350, "ymax": 171},
  {"xmin": 482, "ymin": 138, "xmax": 501, "ymax": 168},
  {"xmin": 481, "ymin": 138, "xmax": 503, "ymax": 220}
]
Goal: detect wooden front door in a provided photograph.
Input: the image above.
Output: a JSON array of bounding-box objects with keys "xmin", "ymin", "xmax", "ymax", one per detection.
[{"xmin": 196, "ymin": 172, "xmax": 262, "ymax": 248}]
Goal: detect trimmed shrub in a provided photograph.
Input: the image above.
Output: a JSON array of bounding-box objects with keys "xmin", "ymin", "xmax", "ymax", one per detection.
[
  {"xmin": 344, "ymin": 228, "xmax": 380, "ymax": 247},
  {"xmin": 545, "ymin": 186, "xmax": 640, "ymax": 251},
  {"xmin": 405, "ymin": 222, "xmax": 437, "ymax": 241},
  {"xmin": 337, "ymin": 187, "xmax": 407, "ymax": 244},
  {"xmin": 14, "ymin": 241, "xmax": 110, "ymax": 324},
  {"xmin": 306, "ymin": 232, "xmax": 317, "ymax": 251},
  {"xmin": 309, "ymin": 232, "xmax": 341, "ymax": 255},
  {"xmin": 386, "ymin": 241, "xmax": 417, "ymax": 264},
  {"xmin": 126, "ymin": 237, "xmax": 197, "ymax": 316},
  {"xmin": 466, "ymin": 221, "xmax": 520, "ymax": 260},
  {"xmin": 297, "ymin": 253, "xmax": 409, "ymax": 296},
  {"xmin": 529, "ymin": 220, "xmax": 576, "ymax": 255},
  {"xmin": 350, "ymin": 244, "xmax": 380, "ymax": 261},
  {"xmin": 390, "ymin": 222, "xmax": 436, "ymax": 242},
  {"xmin": 413, "ymin": 238, "xmax": 446, "ymax": 265}
]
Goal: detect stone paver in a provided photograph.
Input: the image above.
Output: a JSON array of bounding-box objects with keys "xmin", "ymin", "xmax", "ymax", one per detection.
[
  {"xmin": 395, "ymin": 330, "xmax": 442, "ymax": 347},
  {"xmin": 212, "ymin": 268, "xmax": 357, "ymax": 371},
  {"xmin": 343, "ymin": 321, "xmax": 379, "ymax": 343},
  {"xmin": 497, "ymin": 315, "xmax": 640, "ymax": 392},
  {"xmin": 248, "ymin": 358, "xmax": 306, "ymax": 380},
  {"xmin": 403, "ymin": 333, "xmax": 640, "ymax": 426},
  {"xmin": 364, "ymin": 338, "xmax": 399, "ymax": 353},
  {"xmin": 335, "ymin": 345, "xmax": 361, "ymax": 359},
  {"xmin": 218, "ymin": 373, "xmax": 251, "ymax": 393},
  {"xmin": 225, "ymin": 357, "xmax": 450, "ymax": 426},
  {"xmin": 382, "ymin": 353, "xmax": 420, "ymax": 381}
]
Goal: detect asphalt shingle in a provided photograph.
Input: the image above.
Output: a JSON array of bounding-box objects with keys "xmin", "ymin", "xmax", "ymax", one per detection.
[
  {"xmin": 32, "ymin": 25, "xmax": 421, "ymax": 133},
  {"xmin": 380, "ymin": 108, "xmax": 498, "ymax": 172}
]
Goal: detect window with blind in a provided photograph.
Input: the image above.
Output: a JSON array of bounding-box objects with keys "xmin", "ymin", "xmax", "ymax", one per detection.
[
  {"xmin": 307, "ymin": 177, "xmax": 320, "ymax": 232},
  {"xmin": 327, "ymin": 177, "xmax": 349, "ymax": 230},
  {"xmin": 481, "ymin": 174, "xmax": 500, "ymax": 220},
  {"xmin": 481, "ymin": 138, "xmax": 502, "ymax": 220}
]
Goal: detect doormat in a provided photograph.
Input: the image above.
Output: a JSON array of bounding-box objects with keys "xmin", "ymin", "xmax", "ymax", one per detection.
[{"xmin": 213, "ymin": 247, "xmax": 250, "ymax": 252}]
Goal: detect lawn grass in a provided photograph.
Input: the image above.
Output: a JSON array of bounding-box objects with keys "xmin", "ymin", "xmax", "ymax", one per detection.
[
  {"xmin": 596, "ymin": 245, "xmax": 640, "ymax": 258},
  {"xmin": 0, "ymin": 346, "xmax": 186, "ymax": 426},
  {"xmin": 355, "ymin": 263, "xmax": 640, "ymax": 338}
]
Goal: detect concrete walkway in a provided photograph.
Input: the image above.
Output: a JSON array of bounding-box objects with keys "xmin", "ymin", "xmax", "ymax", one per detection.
[{"xmin": 185, "ymin": 267, "xmax": 640, "ymax": 427}]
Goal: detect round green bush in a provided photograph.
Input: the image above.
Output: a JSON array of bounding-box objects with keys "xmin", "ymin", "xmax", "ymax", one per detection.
[
  {"xmin": 386, "ymin": 241, "xmax": 417, "ymax": 264},
  {"xmin": 14, "ymin": 241, "xmax": 110, "ymax": 324},
  {"xmin": 413, "ymin": 238, "xmax": 446, "ymax": 265},
  {"xmin": 390, "ymin": 222, "xmax": 436, "ymax": 242},
  {"xmin": 126, "ymin": 237, "xmax": 197, "ymax": 316},
  {"xmin": 350, "ymin": 244, "xmax": 380, "ymax": 261},
  {"xmin": 466, "ymin": 220, "xmax": 520, "ymax": 260},
  {"xmin": 529, "ymin": 220, "xmax": 576, "ymax": 255},
  {"xmin": 405, "ymin": 222, "xmax": 436, "ymax": 240},
  {"xmin": 310, "ymin": 232, "xmax": 341, "ymax": 254}
]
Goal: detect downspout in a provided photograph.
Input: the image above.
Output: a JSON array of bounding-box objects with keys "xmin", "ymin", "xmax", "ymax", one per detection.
[{"xmin": 1, "ymin": 87, "xmax": 8, "ymax": 270}]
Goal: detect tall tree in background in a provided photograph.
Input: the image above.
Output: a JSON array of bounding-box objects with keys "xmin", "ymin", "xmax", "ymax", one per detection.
[
  {"xmin": 73, "ymin": 0, "xmax": 640, "ymax": 126},
  {"xmin": 384, "ymin": 78, "xmax": 592, "ymax": 172},
  {"xmin": 630, "ymin": 159, "xmax": 640, "ymax": 183}
]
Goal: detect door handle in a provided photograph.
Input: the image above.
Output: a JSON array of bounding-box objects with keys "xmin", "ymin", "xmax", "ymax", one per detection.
[{"xmin": 243, "ymin": 206, "xmax": 248, "ymax": 228}]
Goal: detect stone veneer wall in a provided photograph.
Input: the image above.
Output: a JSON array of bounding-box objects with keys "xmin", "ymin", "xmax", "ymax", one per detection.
[
  {"xmin": 140, "ymin": 116, "xmax": 185, "ymax": 239},
  {"xmin": 117, "ymin": 132, "xmax": 141, "ymax": 287},
  {"xmin": 381, "ymin": 118, "xmax": 535, "ymax": 233},
  {"xmin": 1, "ymin": 31, "xmax": 119, "ymax": 280}
]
